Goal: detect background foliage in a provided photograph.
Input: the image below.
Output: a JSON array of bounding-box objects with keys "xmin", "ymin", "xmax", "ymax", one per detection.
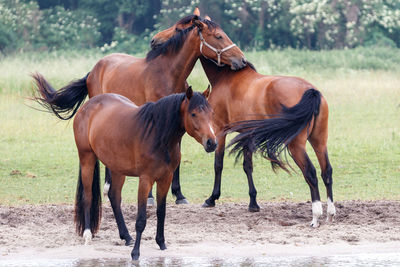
[{"xmin": 1, "ymin": 0, "xmax": 400, "ymax": 54}]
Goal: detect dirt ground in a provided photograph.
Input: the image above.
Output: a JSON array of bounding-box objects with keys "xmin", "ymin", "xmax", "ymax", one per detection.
[{"xmin": 1, "ymin": 200, "xmax": 400, "ymax": 261}]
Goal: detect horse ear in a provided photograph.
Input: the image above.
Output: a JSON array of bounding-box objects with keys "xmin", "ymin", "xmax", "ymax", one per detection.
[
  {"xmin": 191, "ymin": 16, "xmax": 203, "ymax": 30},
  {"xmin": 193, "ymin": 7, "xmax": 200, "ymax": 16},
  {"xmin": 204, "ymin": 15, "xmax": 211, "ymax": 21},
  {"xmin": 203, "ymin": 84, "xmax": 211, "ymax": 99},
  {"xmin": 186, "ymin": 86, "xmax": 193, "ymax": 100}
]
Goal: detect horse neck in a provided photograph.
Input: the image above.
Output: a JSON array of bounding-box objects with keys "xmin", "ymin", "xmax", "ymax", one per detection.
[
  {"xmin": 156, "ymin": 32, "xmax": 201, "ymax": 89},
  {"xmin": 200, "ymin": 57, "xmax": 257, "ymax": 87}
]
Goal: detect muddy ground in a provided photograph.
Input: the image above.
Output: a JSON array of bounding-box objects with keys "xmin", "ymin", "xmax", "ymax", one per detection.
[{"xmin": 0, "ymin": 201, "xmax": 399, "ymax": 261}]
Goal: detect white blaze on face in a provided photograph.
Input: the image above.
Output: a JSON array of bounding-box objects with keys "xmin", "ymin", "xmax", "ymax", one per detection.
[{"xmin": 209, "ymin": 123, "xmax": 215, "ymax": 136}]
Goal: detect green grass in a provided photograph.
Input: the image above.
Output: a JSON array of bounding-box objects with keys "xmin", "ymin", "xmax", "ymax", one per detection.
[{"xmin": 1, "ymin": 48, "xmax": 400, "ymax": 205}]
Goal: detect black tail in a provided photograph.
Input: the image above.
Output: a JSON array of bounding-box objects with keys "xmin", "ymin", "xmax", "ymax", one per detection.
[
  {"xmin": 74, "ymin": 160, "xmax": 102, "ymax": 236},
  {"xmin": 32, "ymin": 72, "xmax": 89, "ymax": 120},
  {"xmin": 226, "ymin": 89, "xmax": 321, "ymax": 172}
]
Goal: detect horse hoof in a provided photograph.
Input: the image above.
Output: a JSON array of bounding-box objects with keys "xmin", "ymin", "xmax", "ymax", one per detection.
[
  {"xmin": 202, "ymin": 200, "xmax": 215, "ymax": 208},
  {"xmin": 176, "ymin": 198, "xmax": 189, "ymax": 205},
  {"xmin": 159, "ymin": 243, "xmax": 167, "ymax": 250},
  {"xmin": 125, "ymin": 237, "xmax": 134, "ymax": 246},
  {"xmin": 248, "ymin": 206, "xmax": 260, "ymax": 212},
  {"xmin": 310, "ymin": 221, "xmax": 320, "ymax": 228},
  {"xmin": 147, "ymin": 197, "xmax": 155, "ymax": 206},
  {"xmin": 326, "ymin": 214, "xmax": 335, "ymax": 223},
  {"xmin": 131, "ymin": 252, "xmax": 140, "ymax": 261}
]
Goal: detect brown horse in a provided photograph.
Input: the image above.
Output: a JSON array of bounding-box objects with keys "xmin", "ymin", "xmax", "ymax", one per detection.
[
  {"xmin": 32, "ymin": 13, "xmax": 246, "ymax": 207},
  {"xmin": 41, "ymin": 86, "xmax": 216, "ymax": 260},
  {"xmin": 152, "ymin": 13, "xmax": 335, "ymax": 227}
]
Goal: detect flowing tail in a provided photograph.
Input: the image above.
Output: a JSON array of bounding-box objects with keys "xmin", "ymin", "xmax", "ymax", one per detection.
[
  {"xmin": 74, "ymin": 160, "xmax": 102, "ymax": 236},
  {"xmin": 226, "ymin": 89, "xmax": 321, "ymax": 172},
  {"xmin": 31, "ymin": 72, "xmax": 89, "ymax": 120}
]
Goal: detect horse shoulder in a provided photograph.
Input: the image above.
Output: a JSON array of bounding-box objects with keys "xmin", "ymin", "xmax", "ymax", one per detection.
[{"xmin": 208, "ymin": 85, "xmax": 231, "ymax": 130}]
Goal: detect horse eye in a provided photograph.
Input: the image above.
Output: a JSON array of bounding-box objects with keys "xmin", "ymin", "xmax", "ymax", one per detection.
[
  {"xmin": 215, "ymin": 35, "xmax": 222, "ymax": 39},
  {"xmin": 191, "ymin": 113, "xmax": 196, "ymax": 117}
]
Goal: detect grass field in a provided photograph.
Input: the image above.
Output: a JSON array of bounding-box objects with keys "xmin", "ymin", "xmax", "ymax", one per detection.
[{"xmin": 0, "ymin": 47, "xmax": 399, "ymax": 205}]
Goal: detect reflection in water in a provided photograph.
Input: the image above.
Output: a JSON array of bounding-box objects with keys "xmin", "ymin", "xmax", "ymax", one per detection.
[{"xmin": 1, "ymin": 254, "xmax": 400, "ymax": 267}]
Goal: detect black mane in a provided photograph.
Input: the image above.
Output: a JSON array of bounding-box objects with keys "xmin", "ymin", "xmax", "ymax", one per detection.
[
  {"xmin": 136, "ymin": 92, "xmax": 209, "ymax": 163},
  {"xmin": 246, "ymin": 61, "xmax": 257, "ymax": 71},
  {"xmin": 146, "ymin": 15, "xmax": 219, "ymax": 61}
]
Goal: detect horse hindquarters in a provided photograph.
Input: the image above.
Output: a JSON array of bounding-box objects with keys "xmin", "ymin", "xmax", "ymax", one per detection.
[
  {"xmin": 227, "ymin": 89, "xmax": 324, "ymax": 226},
  {"xmin": 74, "ymin": 156, "xmax": 102, "ymax": 244}
]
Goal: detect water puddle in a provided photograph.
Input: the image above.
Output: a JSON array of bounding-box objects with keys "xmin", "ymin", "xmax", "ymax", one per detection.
[{"xmin": 1, "ymin": 253, "xmax": 400, "ymax": 267}]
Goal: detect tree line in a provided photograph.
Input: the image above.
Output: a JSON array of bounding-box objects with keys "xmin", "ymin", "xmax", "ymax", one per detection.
[{"xmin": 1, "ymin": 0, "xmax": 399, "ymax": 54}]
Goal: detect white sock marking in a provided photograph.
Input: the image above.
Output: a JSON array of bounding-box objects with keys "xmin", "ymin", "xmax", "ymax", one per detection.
[
  {"xmin": 326, "ymin": 197, "xmax": 336, "ymax": 222},
  {"xmin": 103, "ymin": 182, "xmax": 110, "ymax": 196},
  {"xmin": 327, "ymin": 198, "xmax": 336, "ymax": 216},
  {"xmin": 83, "ymin": 229, "xmax": 92, "ymax": 245},
  {"xmin": 311, "ymin": 201, "xmax": 323, "ymax": 227}
]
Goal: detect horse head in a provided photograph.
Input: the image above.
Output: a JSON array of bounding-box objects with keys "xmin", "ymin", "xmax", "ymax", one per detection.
[
  {"xmin": 151, "ymin": 9, "xmax": 247, "ymax": 70},
  {"xmin": 182, "ymin": 85, "xmax": 217, "ymax": 153}
]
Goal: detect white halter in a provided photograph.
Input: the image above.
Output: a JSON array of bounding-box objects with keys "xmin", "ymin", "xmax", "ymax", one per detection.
[{"xmin": 198, "ymin": 31, "xmax": 236, "ymax": 67}]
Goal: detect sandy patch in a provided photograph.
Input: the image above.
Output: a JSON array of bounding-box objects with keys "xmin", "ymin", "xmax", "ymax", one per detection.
[{"xmin": 0, "ymin": 201, "xmax": 399, "ymax": 260}]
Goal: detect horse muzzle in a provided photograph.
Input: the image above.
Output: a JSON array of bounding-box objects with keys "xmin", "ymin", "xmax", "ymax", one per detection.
[
  {"xmin": 231, "ymin": 57, "xmax": 247, "ymax": 70},
  {"xmin": 204, "ymin": 138, "xmax": 217, "ymax": 153}
]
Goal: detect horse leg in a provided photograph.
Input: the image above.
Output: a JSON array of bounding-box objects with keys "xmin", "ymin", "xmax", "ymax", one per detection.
[
  {"xmin": 108, "ymin": 167, "xmax": 155, "ymax": 207},
  {"xmin": 171, "ymin": 163, "xmax": 188, "ymax": 204},
  {"xmin": 147, "ymin": 189, "xmax": 155, "ymax": 206},
  {"xmin": 171, "ymin": 140, "xmax": 188, "ymax": 204},
  {"xmin": 288, "ymin": 138, "xmax": 322, "ymax": 228},
  {"xmin": 155, "ymin": 173, "xmax": 173, "ymax": 250},
  {"xmin": 108, "ymin": 172, "xmax": 133, "ymax": 246},
  {"xmin": 309, "ymin": 143, "xmax": 335, "ymax": 223},
  {"xmin": 243, "ymin": 148, "xmax": 260, "ymax": 212},
  {"xmin": 320, "ymin": 151, "xmax": 335, "ymax": 222},
  {"xmin": 103, "ymin": 167, "xmax": 111, "ymax": 198},
  {"xmin": 203, "ymin": 134, "xmax": 226, "ymax": 207},
  {"xmin": 76, "ymin": 153, "xmax": 99, "ymax": 244},
  {"xmin": 131, "ymin": 177, "xmax": 153, "ymax": 260}
]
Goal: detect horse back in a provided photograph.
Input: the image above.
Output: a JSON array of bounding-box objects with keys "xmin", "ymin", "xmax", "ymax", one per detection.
[
  {"xmin": 86, "ymin": 53, "xmax": 148, "ymax": 104},
  {"xmin": 210, "ymin": 72, "xmax": 322, "ymax": 130}
]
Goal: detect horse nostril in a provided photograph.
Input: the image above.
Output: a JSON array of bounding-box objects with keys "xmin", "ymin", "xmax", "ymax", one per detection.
[
  {"xmin": 206, "ymin": 139, "xmax": 217, "ymax": 152},
  {"xmin": 242, "ymin": 58, "xmax": 247, "ymax": 65},
  {"xmin": 207, "ymin": 139, "xmax": 212, "ymax": 148},
  {"xmin": 151, "ymin": 39, "xmax": 155, "ymax": 45}
]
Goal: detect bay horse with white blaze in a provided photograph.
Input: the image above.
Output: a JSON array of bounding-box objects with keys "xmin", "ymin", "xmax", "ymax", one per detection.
[
  {"xmin": 152, "ymin": 12, "xmax": 336, "ymax": 227},
  {"xmin": 32, "ymin": 11, "xmax": 246, "ymax": 210},
  {"xmin": 42, "ymin": 86, "xmax": 216, "ymax": 260}
]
